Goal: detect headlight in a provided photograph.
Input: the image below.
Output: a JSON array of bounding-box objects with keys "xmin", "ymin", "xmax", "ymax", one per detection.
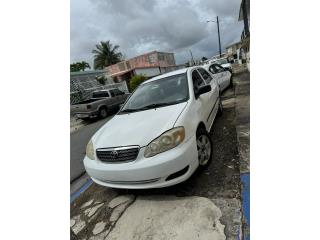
[
  {"xmin": 144, "ymin": 127, "xmax": 185, "ymax": 158},
  {"xmin": 86, "ymin": 139, "xmax": 95, "ymax": 160}
]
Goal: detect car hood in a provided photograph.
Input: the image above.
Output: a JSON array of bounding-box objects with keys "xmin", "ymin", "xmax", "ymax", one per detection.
[{"xmin": 92, "ymin": 102, "xmax": 188, "ymax": 148}]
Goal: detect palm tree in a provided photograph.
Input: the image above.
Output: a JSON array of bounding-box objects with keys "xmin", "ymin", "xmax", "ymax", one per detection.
[
  {"xmin": 92, "ymin": 41, "xmax": 123, "ymax": 70},
  {"xmin": 70, "ymin": 61, "xmax": 90, "ymax": 72},
  {"xmin": 78, "ymin": 61, "xmax": 91, "ymax": 71}
]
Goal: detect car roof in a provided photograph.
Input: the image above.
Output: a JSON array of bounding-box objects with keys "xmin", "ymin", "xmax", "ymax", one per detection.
[
  {"xmin": 214, "ymin": 57, "xmax": 227, "ymax": 60},
  {"xmin": 212, "ymin": 58, "xmax": 227, "ymax": 63},
  {"xmin": 143, "ymin": 68, "xmax": 188, "ymax": 84},
  {"xmin": 142, "ymin": 66, "xmax": 206, "ymax": 84},
  {"xmin": 203, "ymin": 62, "xmax": 217, "ymax": 67}
]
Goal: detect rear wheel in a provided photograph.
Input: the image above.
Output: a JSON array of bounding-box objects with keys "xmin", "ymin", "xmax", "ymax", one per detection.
[
  {"xmin": 99, "ymin": 107, "xmax": 108, "ymax": 118},
  {"xmin": 196, "ymin": 127, "xmax": 213, "ymax": 169}
]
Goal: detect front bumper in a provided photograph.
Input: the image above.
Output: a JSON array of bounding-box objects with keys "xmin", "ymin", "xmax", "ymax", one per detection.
[
  {"xmin": 83, "ymin": 136, "xmax": 199, "ymax": 189},
  {"xmin": 75, "ymin": 111, "xmax": 98, "ymax": 119}
]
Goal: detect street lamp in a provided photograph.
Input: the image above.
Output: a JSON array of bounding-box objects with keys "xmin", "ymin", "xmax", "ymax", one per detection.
[{"xmin": 207, "ymin": 16, "xmax": 222, "ymax": 58}]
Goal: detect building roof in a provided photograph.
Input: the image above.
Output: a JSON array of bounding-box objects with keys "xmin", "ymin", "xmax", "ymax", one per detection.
[{"xmin": 109, "ymin": 69, "xmax": 132, "ymax": 77}]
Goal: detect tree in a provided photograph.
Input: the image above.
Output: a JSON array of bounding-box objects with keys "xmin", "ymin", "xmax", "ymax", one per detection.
[
  {"xmin": 129, "ymin": 75, "xmax": 147, "ymax": 92},
  {"xmin": 92, "ymin": 41, "xmax": 123, "ymax": 70},
  {"xmin": 70, "ymin": 61, "xmax": 91, "ymax": 72},
  {"xmin": 95, "ymin": 75, "xmax": 106, "ymax": 85}
]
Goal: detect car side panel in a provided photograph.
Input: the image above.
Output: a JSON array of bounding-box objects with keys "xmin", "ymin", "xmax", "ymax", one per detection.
[
  {"xmin": 197, "ymin": 68, "xmax": 220, "ymax": 129},
  {"xmin": 207, "ymin": 78, "xmax": 220, "ymax": 129},
  {"xmin": 174, "ymin": 68, "xmax": 219, "ymax": 141}
]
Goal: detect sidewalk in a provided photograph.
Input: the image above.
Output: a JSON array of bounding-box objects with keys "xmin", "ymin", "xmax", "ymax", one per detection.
[{"xmin": 234, "ymin": 69, "xmax": 250, "ymax": 240}]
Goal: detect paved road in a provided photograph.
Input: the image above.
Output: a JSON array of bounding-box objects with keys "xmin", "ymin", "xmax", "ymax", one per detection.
[{"xmin": 70, "ymin": 116, "xmax": 113, "ymax": 182}]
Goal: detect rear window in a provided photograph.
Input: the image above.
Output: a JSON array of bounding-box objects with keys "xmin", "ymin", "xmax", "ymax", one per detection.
[
  {"xmin": 92, "ymin": 91, "xmax": 109, "ymax": 98},
  {"xmin": 197, "ymin": 68, "xmax": 213, "ymax": 84}
]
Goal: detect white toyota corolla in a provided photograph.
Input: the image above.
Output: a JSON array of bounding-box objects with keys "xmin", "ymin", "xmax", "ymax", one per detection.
[{"xmin": 84, "ymin": 66, "xmax": 222, "ymax": 189}]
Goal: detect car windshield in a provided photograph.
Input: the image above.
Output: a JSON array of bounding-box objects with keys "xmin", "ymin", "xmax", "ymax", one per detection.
[
  {"xmin": 215, "ymin": 59, "xmax": 228, "ymax": 65},
  {"xmin": 120, "ymin": 73, "xmax": 189, "ymax": 113}
]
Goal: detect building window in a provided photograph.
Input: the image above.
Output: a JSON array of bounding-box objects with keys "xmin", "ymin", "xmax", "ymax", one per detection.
[
  {"xmin": 158, "ymin": 53, "xmax": 164, "ymax": 61},
  {"xmin": 148, "ymin": 53, "xmax": 157, "ymax": 64},
  {"xmin": 126, "ymin": 61, "xmax": 131, "ymax": 69},
  {"xmin": 118, "ymin": 62, "xmax": 126, "ymax": 71}
]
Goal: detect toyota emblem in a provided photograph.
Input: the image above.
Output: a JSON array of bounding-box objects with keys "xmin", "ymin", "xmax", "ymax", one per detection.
[{"xmin": 111, "ymin": 150, "xmax": 119, "ymax": 159}]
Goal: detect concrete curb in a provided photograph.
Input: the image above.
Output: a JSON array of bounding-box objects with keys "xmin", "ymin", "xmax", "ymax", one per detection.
[{"xmin": 71, "ymin": 176, "xmax": 93, "ymax": 203}]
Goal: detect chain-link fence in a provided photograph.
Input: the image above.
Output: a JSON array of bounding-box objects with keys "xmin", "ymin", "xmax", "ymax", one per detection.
[{"xmin": 70, "ymin": 73, "xmax": 128, "ymax": 105}]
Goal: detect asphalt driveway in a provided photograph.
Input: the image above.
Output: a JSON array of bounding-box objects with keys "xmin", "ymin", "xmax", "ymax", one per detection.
[{"xmin": 70, "ymin": 117, "xmax": 112, "ymax": 182}]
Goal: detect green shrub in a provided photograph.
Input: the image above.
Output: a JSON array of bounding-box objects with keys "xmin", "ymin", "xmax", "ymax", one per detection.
[
  {"xmin": 95, "ymin": 75, "xmax": 106, "ymax": 85},
  {"xmin": 129, "ymin": 74, "xmax": 147, "ymax": 92}
]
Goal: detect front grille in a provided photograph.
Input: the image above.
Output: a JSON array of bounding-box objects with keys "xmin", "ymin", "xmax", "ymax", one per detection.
[{"xmin": 96, "ymin": 146, "xmax": 139, "ymax": 163}]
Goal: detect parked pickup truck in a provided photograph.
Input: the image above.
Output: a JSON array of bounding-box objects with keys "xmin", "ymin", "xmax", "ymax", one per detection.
[{"xmin": 71, "ymin": 88, "xmax": 130, "ymax": 119}]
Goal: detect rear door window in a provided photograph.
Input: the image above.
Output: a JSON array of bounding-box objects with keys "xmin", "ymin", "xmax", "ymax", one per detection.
[
  {"xmin": 197, "ymin": 68, "xmax": 213, "ymax": 84},
  {"xmin": 208, "ymin": 64, "xmax": 218, "ymax": 74},
  {"xmin": 192, "ymin": 70, "xmax": 205, "ymax": 94},
  {"xmin": 109, "ymin": 90, "xmax": 115, "ymax": 97}
]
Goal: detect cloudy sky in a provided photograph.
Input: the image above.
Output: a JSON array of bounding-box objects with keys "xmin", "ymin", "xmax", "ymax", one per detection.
[{"xmin": 71, "ymin": 0, "xmax": 243, "ymax": 66}]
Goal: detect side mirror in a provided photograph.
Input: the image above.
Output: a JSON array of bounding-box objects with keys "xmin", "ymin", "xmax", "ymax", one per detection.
[{"xmin": 195, "ymin": 85, "xmax": 212, "ymax": 99}]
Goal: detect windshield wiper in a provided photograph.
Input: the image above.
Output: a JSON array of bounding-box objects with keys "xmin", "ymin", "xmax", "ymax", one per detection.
[
  {"xmin": 138, "ymin": 102, "xmax": 176, "ymax": 110},
  {"xmin": 119, "ymin": 102, "xmax": 181, "ymax": 114},
  {"xmin": 118, "ymin": 108, "xmax": 139, "ymax": 113}
]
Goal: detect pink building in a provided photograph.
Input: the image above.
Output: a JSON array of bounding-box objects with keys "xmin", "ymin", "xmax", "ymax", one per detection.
[{"xmin": 105, "ymin": 51, "xmax": 177, "ymax": 82}]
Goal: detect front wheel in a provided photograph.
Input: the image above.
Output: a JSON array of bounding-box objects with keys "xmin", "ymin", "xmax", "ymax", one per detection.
[
  {"xmin": 196, "ymin": 128, "xmax": 213, "ymax": 169},
  {"xmin": 99, "ymin": 107, "xmax": 108, "ymax": 118}
]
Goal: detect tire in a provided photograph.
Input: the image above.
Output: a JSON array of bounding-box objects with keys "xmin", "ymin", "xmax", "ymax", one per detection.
[
  {"xmin": 99, "ymin": 107, "xmax": 108, "ymax": 118},
  {"xmin": 196, "ymin": 127, "xmax": 213, "ymax": 170},
  {"xmin": 217, "ymin": 97, "xmax": 223, "ymax": 117}
]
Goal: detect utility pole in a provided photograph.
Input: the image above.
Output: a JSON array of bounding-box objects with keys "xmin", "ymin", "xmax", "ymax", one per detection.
[
  {"xmin": 207, "ymin": 17, "xmax": 222, "ymax": 58},
  {"xmin": 216, "ymin": 16, "xmax": 222, "ymax": 57}
]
